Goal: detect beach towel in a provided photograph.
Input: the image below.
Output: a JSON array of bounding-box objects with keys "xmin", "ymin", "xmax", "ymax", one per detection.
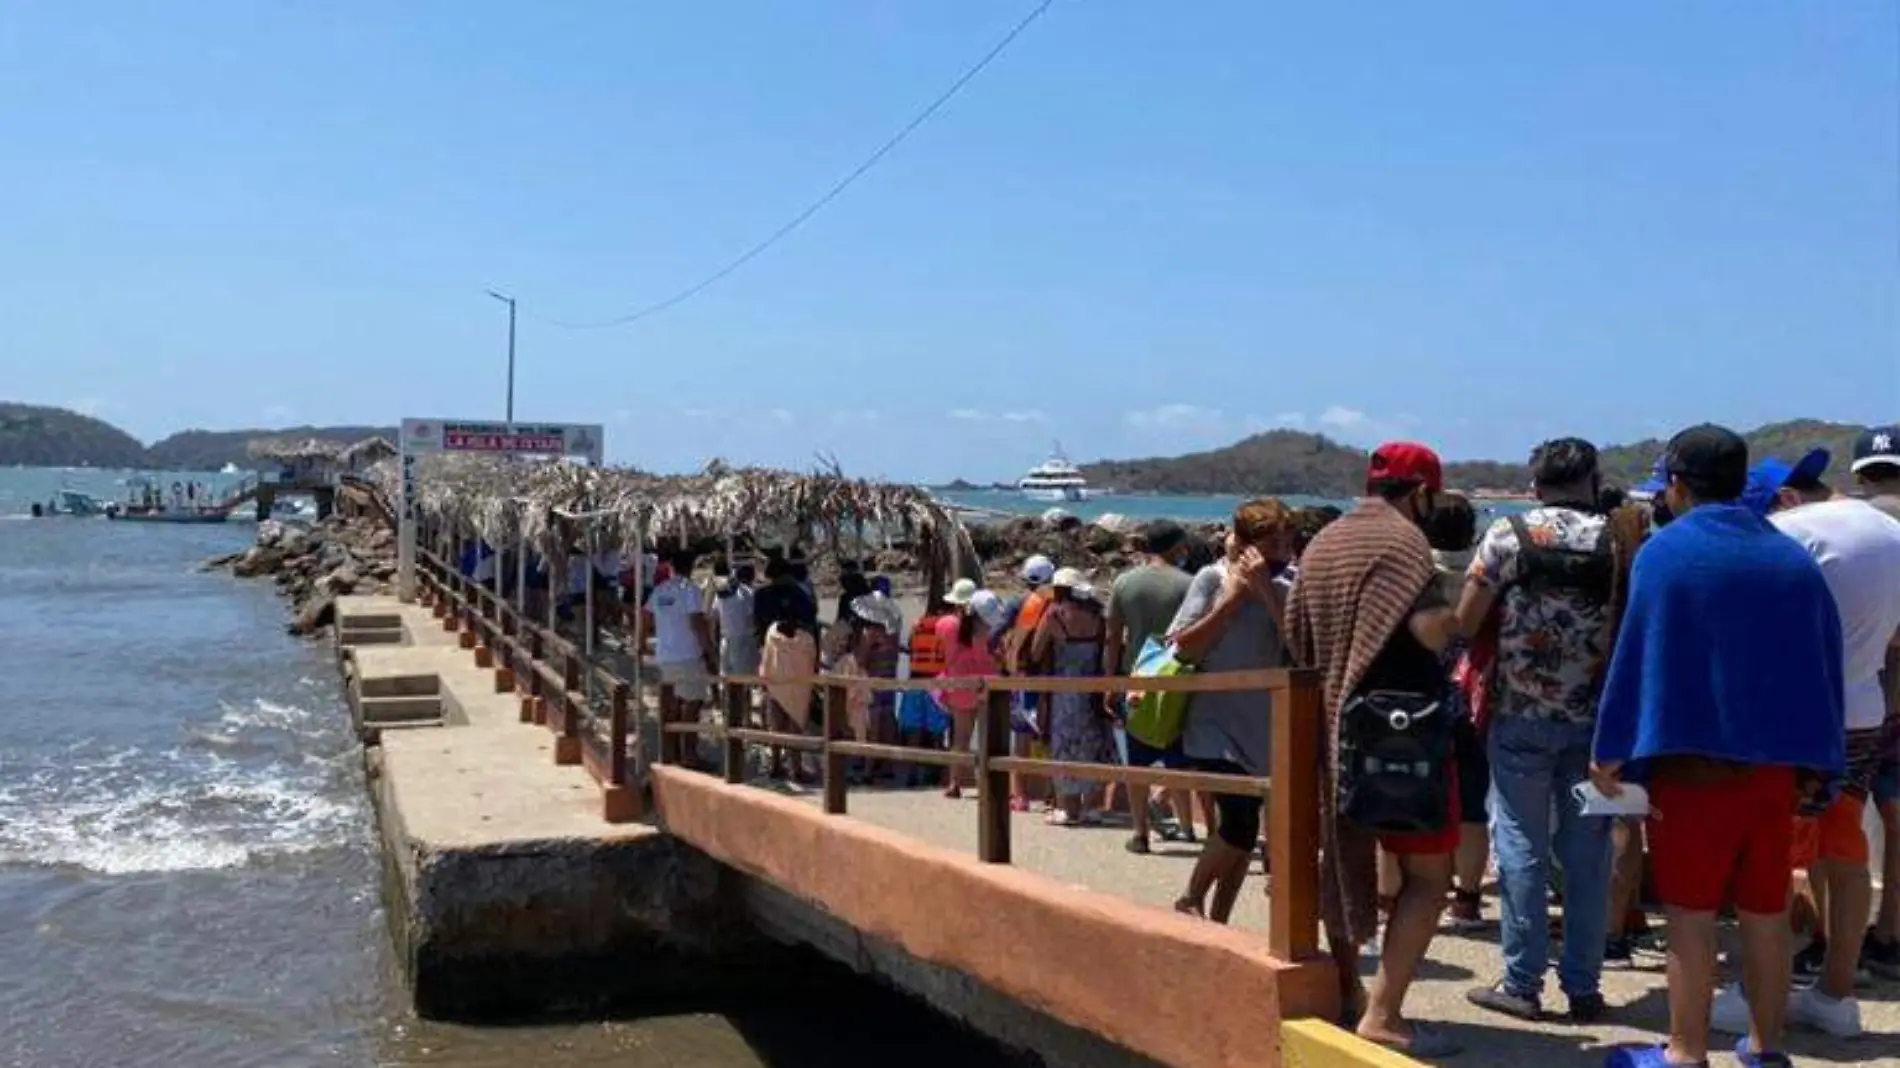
[
  {"xmin": 1594, "ymin": 503, "xmax": 1845, "ymax": 780},
  {"xmin": 761, "ymin": 627, "xmax": 818, "ymax": 730},
  {"xmin": 1285, "ymin": 499, "xmax": 1438, "ymax": 946}
]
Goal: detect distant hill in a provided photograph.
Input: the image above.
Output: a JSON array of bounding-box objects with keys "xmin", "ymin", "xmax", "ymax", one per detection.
[
  {"xmin": 1078, "ymin": 420, "xmax": 1872, "ymax": 498},
  {"xmin": 0, "ymin": 403, "xmax": 150, "ymax": 468},
  {"xmin": 146, "ymin": 425, "xmax": 398, "ymax": 471}
]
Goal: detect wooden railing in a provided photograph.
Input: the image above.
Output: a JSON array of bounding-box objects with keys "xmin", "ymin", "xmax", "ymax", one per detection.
[{"xmin": 411, "ymin": 542, "xmax": 1324, "ymax": 962}]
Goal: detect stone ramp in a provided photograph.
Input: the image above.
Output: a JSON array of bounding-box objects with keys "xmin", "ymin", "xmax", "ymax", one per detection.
[{"xmin": 786, "ymin": 786, "xmax": 1897, "ymax": 1068}]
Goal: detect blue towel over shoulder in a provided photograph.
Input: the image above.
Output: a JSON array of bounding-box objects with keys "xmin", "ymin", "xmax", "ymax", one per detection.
[{"xmin": 1593, "ymin": 503, "xmax": 1844, "ymax": 779}]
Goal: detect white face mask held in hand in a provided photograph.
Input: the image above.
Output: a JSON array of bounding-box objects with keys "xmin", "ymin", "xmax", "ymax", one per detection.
[{"xmin": 1573, "ymin": 780, "xmax": 1651, "ymax": 818}]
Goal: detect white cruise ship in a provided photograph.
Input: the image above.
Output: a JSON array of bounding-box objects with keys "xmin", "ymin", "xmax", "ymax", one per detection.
[{"xmin": 1017, "ymin": 445, "xmax": 1092, "ymax": 502}]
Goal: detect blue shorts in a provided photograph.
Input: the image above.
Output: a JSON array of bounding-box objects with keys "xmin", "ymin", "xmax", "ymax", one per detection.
[
  {"xmin": 896, "ymin": 690, "xmax": 950, "ymax": 736},
  {"xmin": 1119, "ymin": 729, "xmax": 1190, "ymax": 770}
]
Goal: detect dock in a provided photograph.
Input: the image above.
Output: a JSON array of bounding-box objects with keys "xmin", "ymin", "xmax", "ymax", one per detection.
[{"xmin": 329, "ymin": 558, "xmax": 1895, "ymax": 1068}]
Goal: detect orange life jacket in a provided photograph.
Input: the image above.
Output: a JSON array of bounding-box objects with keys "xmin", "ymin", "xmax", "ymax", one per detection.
[{"xmin": 909, "ymin": 615, "xmax": 947, "ymax": 678}]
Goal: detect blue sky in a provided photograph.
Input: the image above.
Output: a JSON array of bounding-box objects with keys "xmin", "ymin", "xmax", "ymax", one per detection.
[{"xmin": 2, "ymin": 1, "xmax": 1894, "ymax": 482}]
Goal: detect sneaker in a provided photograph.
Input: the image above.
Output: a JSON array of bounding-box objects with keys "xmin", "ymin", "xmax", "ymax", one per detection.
[
  {"xmin": 1709, "ymin": 983, "xmax": 1755, "ymax": 1036},
  {"xmin": 1789, "ymin": 985, "xmax": 1862, "ymax": 1038},
  {"xmin": 1602, "ymin": 1046, "xmax": 1705, "ymax": 1067},
  {"xmin": 1603, "ymin": 936, "xmax": 1635, "ymax": 969},
  {"xmin": 1567, "ymin": 991, "xmax": 1609, "ymax": 1023},
  {"xmin": 1466, "ymin": 981, "xmax": 1542, "ymax": 1021},
  {"xmin": 1863, "ymin": 929, "xmax": 1900, "ymax": 980},
  {"xmin": 1447, "ymin": 889, "xmax": 1486, "ymax": 933},
  {"xmin": 1733, "ymin": 1036, "xmax": 1795, "ymax": 1067},
  {"xmin": 1791, "ymin": 937, "xmax": 1827, "ymax": 980}
]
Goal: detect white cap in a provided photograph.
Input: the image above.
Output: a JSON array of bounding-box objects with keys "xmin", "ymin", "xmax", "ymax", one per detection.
[
  {"xmin": 943, "ymin": 578, "xmax": 979, "ymax": 606},
  {"xmin": 1051, "ymin": 566, "xmax": 1088, "ymax": 589},
  {"xmin": 1021, "ymin": 555, "xmax": 1056, "ymax": 585},
  {"xmin": 970, "ymin": 589, "xmax": 1007, "ymax": 630}
]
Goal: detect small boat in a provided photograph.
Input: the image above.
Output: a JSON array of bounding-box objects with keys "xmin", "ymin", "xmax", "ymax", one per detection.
[
  {"xmin": 1017, "ymin": 444, "xmax": 1092, "ymax": 503},
  {"xmin": 57, "ymin": 489, "xmax": 105, "ymax": 516},
  {"xmin": 104, "ymin": 476, "xmax": 237, "ymax": 524}
]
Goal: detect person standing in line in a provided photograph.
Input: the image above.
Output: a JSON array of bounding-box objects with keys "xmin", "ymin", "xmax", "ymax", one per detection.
[
  {"xmin": 1423, "ymin": 492, "xmax": 1492, "ymax": 935},
  {"xmin": 1105, "ymin": 521, "xmax": 1200, "ymax": 855},
  {"xmin": 1002, "ymin": 555, "xmax": 1058, "ymax": 811},
  {"xmin": 1031, "ymin": 569, "xmax": 1117, "ymax": 827},
  {"xmin": 646, "ymin": 549, "xmax": 718, "ymax": 744},
  {"xmin": 1706, "ymin": 449, "xmax": 1900, "ymax": 1039},
  {"xmin": 1850, "ymin": 425, "xmax": 1900, "ymax": 979},
  {"xmin": 1592, "ymin": 425, "xmax": 1844, "ymax": 1068},
  {"xmin": 1166, "ymin": 501, "xmax": 1294, "ymax": 923},
  {"xmin": 1456, "ymin": 439, "xmax": 1617, "ymax": 1023},
  {"xmin": 937, "ymin": 584, "xmax": 1002, "ymax": 799},
  {"xmin": 711, "ymin": 562, "xmax": 760, "ymax": 683},
  {"xmin": 1285, "ymin": 443, "xmax": 1464, "ymax": 1058}
]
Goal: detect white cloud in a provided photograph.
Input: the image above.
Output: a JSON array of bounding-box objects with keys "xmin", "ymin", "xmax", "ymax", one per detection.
[
  {"xmin": 680, "ymin": 407, "xmax": 712, "ymax": 420},
  {"xmin": 831, "ymin": 409, "xmax": 882, "ymax": 424},
  {"xmin": 1318, "ymin": 405, "xmax": 1369, "ymax": 431},
  {"xmin": 1126, "ymin": 403, "xmax": 1225, "ymax": 430},
  {"xmin": 1273, "ymin": 411, "xmax": 1305, "ymax": 427},
  {"xmin": 1000, "ymin": 409, "xmax": 1047, "ymax": 424},
  {"xmin": 947, "ymin": 409, "xmax": 988, "ymax": 422},
  {"xmin": 770, "ymin": 408, "xmax": 795, "ymax": 425}
]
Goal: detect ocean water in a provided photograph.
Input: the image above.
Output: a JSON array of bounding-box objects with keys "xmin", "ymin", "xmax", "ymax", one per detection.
[{"xmin": 0, "ymin": 470, "xmax": 1020, "ymax": 1067}]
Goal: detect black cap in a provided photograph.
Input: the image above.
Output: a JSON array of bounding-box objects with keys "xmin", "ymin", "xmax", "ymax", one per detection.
[
  {"xmin": 1852, "ymin": 425, "xmax": 1900, "ymax": 475},
  {"xmin": 1664, "ymin": 423, "xmax": 1748, "ymax": 501},
  {"xmin": 1142, "ymin": 520, "xmax": 1187, "ymax": 556}
]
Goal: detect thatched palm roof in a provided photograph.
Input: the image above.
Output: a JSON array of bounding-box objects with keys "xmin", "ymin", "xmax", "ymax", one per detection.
[
  {"xmin": 373, "ymin": 455, "xmax": 972, "ymax": 588},
  {"xmin": 248, "ymin": 437, "xmax": 346, "ymax": 462},
  {"xmin": 339, "ymin": 435, "xmax": 397, "ymax": 467}
]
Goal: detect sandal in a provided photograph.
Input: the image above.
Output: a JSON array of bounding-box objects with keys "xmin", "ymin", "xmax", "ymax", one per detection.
[
  {"xmin": 1125, "ymin": 835, "xmax": 1152, "ymax": 855},
  {"xmin": 1009, "ymin": 796, "xmax": 1030, "ymax": 813},
  {"xmin": 1045, "ymin": 810, "xmax": 1079, "ymax": 827}
]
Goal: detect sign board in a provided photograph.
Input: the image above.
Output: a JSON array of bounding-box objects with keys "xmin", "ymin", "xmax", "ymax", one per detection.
[{"xmin": 397, "ymin": 418, "xmax": 606, "ymax": 600}]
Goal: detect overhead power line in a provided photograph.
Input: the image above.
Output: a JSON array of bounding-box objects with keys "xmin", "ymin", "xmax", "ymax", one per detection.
[{"xmin": 536, "ymin": 0, "xmax": 1057, "ymax": 330}]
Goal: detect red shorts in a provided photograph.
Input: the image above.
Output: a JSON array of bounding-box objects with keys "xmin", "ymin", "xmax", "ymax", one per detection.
[
  {"xmin": 1380, "ymin": 761, "xmax": 1461, "ymax": 857},
  {"xmin": 1791, "ymin": 791, "xmax": 1870, "ymax": 868},
  {"xmin": 1648, "ymin": 765, "xmax": 1796, "ymax": 915}
]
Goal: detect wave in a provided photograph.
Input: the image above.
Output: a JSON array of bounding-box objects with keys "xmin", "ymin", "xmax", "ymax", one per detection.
[{"xmin": 0, "ymin": 698, "xmax": 363, "ymax": 876}]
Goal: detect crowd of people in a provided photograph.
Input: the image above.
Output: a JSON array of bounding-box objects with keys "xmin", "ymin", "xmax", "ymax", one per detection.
[{"xmin": 470, "ymin": 420, "xmax": 1900, "ymax": 1067}]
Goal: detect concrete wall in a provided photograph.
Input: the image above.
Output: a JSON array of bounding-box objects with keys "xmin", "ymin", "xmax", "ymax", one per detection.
[{"xmin": 652, "ymin": 765, "xmax": 1337, "ymax": 1068}]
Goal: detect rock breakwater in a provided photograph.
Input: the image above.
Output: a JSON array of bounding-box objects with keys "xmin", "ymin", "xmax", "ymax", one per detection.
[{"xmin": 204, "ymin": 517, "xmax": 397, "ymax": 635}]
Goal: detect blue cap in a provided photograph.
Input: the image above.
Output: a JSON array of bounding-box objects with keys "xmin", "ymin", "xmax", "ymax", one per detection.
[
  {"xmin": 1742, "ymin": 448, "xmax": 1830, "ymax": 516},
  {"xmin": 1634, "ymin": 457, "xmax": 1667, "ymax": 496}
]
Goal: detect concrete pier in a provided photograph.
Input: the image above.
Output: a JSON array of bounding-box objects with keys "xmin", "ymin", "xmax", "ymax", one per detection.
[
  {"xmin": 338, "ymin": 596, "xmax": 745, "ymax": 1019},
  {"xmin": 331, "ymin": 594, "xmax": 1352, "ymax": 1067}
]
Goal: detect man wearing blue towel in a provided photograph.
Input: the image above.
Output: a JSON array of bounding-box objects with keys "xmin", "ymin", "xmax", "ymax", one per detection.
[{"xmin": 1591, "ymin": 424, "xmax": 1845, "ymax": 1068}]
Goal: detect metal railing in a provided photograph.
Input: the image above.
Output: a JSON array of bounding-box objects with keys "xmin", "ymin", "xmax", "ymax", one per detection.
[{"xmin": 411, "ymin": 542, "xmax": 1324, "ymax": 962}]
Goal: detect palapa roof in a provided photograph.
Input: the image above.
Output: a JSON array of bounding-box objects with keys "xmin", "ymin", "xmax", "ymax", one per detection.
[
  {"xmin": 373, "ymin": 454, "xmax": 971, "ymax": 574},
  {"xmin": 247, "ymin": 436, "xmax": 347, "ymax": 462},
  {"xmin": 339, "ymin": 435, "xmax": 397, "ymax": 466}
]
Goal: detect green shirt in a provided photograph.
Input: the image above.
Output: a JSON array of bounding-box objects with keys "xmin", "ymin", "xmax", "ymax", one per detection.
[{"xmin": 1107, "ymin": 562, "xmax": 1193, "ymax": 673}]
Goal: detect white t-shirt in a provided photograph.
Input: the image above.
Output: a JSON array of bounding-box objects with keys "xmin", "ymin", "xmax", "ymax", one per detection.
[
  {"xmin": 648, "ymin": 576, "xmax": 706, "ymax": 664},
  {"xmin": 714, "ymin": 586, "xmax": 757, "ymax": 648},
  {"xmin": 1771, "ymin": 497, "xmax": 1900, "ymax": 730}
]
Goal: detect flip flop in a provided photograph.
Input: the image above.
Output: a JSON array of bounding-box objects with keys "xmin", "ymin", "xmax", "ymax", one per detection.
[{"xmin": 1602, "ymin": 1046, "xmax": 1706, "ymax": 1068}]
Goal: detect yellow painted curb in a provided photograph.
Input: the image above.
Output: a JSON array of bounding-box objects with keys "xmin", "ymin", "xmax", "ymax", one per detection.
[{"xmin": 1282, "ymin": 1019, "xmax": 1428, "ymax": 1068}]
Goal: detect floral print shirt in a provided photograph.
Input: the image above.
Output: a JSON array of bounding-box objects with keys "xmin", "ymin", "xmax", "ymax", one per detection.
[{"xmin": 1468, "ymin": 506, "xmax": 1611, "ymax": 724}]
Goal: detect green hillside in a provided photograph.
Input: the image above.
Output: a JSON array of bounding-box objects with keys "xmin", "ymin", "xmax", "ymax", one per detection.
[
  {"xmin": 146, "ymin": 425, "xmax": 398, "ymax": 471},
  {"xmin": 0, "ymin": 403, "xmax": 150, "ymax": 468}
]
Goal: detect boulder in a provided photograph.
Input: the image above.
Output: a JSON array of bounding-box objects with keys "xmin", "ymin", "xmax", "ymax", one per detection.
[
  {"xmin": 288, "ymin": 594, "xmax": 336, "ymax": 636},
  {"xmin": 232, "ymin": 546, "xmax": 284, "ymax": 578},
  {"xmin": 320, "ymin": 566, "xmax": 360, "ymax": 595}
]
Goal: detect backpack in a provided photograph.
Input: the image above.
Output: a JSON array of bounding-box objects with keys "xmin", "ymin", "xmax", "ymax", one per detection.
[
  {"xmin": 1507, "ymin": 512, "xmax": 1611, "ymax": 606},
  {"xmin": 1338, "ymin": 689, "xmax": 1456, "ymax": 834}
]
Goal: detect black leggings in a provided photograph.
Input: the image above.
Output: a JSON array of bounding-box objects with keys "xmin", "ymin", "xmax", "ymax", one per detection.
[{"xmin": 1195, "ymin": 758, "xmax": 1264, "ymax": 851}]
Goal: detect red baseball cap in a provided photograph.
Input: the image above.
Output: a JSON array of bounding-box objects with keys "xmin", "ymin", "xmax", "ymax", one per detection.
[{"xmin": 1368, "ymin": 441, "xmax": 1444, "ymax": 492}]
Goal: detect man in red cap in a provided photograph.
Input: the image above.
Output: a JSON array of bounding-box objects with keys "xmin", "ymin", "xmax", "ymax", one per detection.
[{"xmin": 1286, "ymin": 441, "xmax": 1463, "ymax": 1057}]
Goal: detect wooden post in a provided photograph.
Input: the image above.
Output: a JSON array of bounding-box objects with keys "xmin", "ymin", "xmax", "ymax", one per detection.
[
  {"xmin": 521, "ymin": 629, "xmax": 543, "ymax": 722},
  {"xmin": 723, "ymin": 682, "xmax": 745, "ymax": 784},
  {"xmin": 822, "ymin": 683, "xmax": 848, "ymax": 815},
  {"xmin": 1268, "ymin": 668, "xmax": 1323, "ymax": 961},
  {"xmin": 978, "ymin": 686, "xmax": 1012, "ymax": 864},
  {"xmin": 554, "ymin": 650, "xmax": 582, "ymax": 765},
  {"xmin": 655, "ymin": 683, "xmax": 673, "ymax": 767},
  {"xmin": 609, "ymin": 681, "xmax": 629, "ymax": 786}
]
